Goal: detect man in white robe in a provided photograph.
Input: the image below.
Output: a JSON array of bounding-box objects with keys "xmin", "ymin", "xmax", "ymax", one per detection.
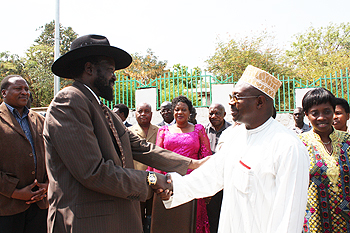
[{"xmin": 160, "ymin": 65, "xmax": 310, "ymax": 233}]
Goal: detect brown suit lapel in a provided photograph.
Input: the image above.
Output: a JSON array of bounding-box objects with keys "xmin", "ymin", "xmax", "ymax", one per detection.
[
  {"xmin": 133, "ymin": 124, "xmax": 146, "ymax": 139},
  {"xmin": 147, "ymin": 124, "xmax": 158, "ymax": 141},
  {"xmin": 132, "ymin": 124, "xmax": 158, "ymax": 141},
  {"xmin": 0, "ymin": 103, "xmax": 27, "ymax": 139},
  {"xmin": 73, "ymin": 81, "xmax": 127, "ymax": 166},
  {"xmin": 73, "ymin": 81, "xmax": 99, "ymax": 105},
  {"xmin": 73, "ymin": 81, "xmax": 122, "ymax": 134}
]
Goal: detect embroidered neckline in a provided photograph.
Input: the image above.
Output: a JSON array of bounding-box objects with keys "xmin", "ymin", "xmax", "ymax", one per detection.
[{"xmin": 313, "ymin": 130, "xmax": 341, "ymax": 188}]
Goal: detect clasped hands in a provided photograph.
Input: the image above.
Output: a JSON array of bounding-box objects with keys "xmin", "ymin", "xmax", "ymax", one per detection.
[
  {"xmin": 11, "ymin": 179, "xmax": 48, "ymax": 204},
  {"xmin": 149, "ymin": 157, "xmax": 211, "ymax": 200},
  {"xmin": 149, "ymin": 173, "xmax": 173, "ymax": 201}
]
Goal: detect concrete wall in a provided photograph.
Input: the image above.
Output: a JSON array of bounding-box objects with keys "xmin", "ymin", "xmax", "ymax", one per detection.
[
  {"xmin": 211, "ymin": 84, "xmax": 234, "ymax": 121},
  {"xmin": 135, "ymin": 88, "xmax": 157, "ymax": 113}
]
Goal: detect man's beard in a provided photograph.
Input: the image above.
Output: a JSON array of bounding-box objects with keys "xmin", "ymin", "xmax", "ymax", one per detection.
[{"xmin": 93, "ymin": 71, "xmax": 114, "ymax": 101}]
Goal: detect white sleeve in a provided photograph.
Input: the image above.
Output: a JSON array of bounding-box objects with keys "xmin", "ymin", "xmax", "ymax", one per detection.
[
  {"xmin": 164, "ymin": 151, "xmax": 226, "ymax": 209},
  {"xmin": 267, "ymin": 141, "xmax": 310, "ymax": 232}
]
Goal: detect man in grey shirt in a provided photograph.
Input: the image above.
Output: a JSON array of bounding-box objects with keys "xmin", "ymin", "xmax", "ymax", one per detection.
[
  {"xmin": 204, "ymin": 103, "xmax": 231, "ymax": 233},
  {"xmin": 289, "ymin": 107, "xmax": 312, "ymax": 134},
  {"xmin": 205, "ymin": 103, "xmax": 232, "ymax": 153}
]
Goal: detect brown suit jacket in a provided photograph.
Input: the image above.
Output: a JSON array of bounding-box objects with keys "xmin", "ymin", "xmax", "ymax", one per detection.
[
  {"xmin": 0, "ymin": 102, "xmax": 48, "ymax": 216},
  {"xmin": 44, "ymin": 81, "xmax": 191, "ymax": 233},
  {"xmin": 129, "ymin": 123, "xmax": 159, "ymax": 170}
]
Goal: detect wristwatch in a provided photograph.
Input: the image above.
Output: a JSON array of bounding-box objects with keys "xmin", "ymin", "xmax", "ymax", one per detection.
[{"xmin": 147, "ymin": 171, "xmax": 157, "ymax": 186}]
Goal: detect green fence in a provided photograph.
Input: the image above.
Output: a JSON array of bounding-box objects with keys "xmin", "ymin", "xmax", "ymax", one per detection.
[
  {"xmin": 102, "ymin": 68, "xmax": 350, "ymax": 113},
  {"xmin": 275, "ymin": 69, "xmax": 350, "ymax": 113}
]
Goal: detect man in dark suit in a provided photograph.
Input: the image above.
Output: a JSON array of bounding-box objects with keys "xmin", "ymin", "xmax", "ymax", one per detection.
[
  {"xmin": 45, "ymin": 34, "xmax": 204, "ymax": 233},
  {"xmin": 157, "ymin": 101, "xmax": 175, "ymax": 126},
  {"xmin": 0, "ymin": 75, "xmax": 48, "ymax": 233},
  {"xmin": 113, "ymin": 103, "xmax": 132, "ymax": 127}
]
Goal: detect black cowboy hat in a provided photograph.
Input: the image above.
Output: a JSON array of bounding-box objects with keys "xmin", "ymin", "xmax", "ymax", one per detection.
[{"xmin": 52, "ymin": 34, "xmax": 132, "ymax": 79}]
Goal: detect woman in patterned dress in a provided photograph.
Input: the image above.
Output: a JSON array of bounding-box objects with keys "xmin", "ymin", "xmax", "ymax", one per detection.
[{"xmin": 299, "ymin": 88, "xmax": 350, "ymax": 233}]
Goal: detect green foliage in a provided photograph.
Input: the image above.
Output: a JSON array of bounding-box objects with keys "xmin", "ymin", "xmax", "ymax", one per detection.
[
  {"xmin": 0, "ymin": 52, "xmax": 26, "ymax": 78},
  {"xmin": 0, "ymin": 52, "xmax": 27, "ymax": 102},
  {"xmin": 0, "ymin": 21, "xmax": 77, "ymax": 107},
  {"xmin": 157, "ymin": 64, "xmax": 206, "ymax": 107},
  {"xmin": 114, "ymin": 49, "xmax": 172, "ymax": 109},
  {"xmin": 4, "ymin": 21, "xmax": 350, "ymax": 110},
  {"xmin": 112, "ymin": 75, "xmax": 136, "ymax": 109},
  {"xmin": 118, "ymin": 49, "xmax": 168, "ymax": 83},
  {"xmin": 158, "ymin": 80, "xmax": 201, "ymax": 107},
  {"xmin": 206, "ymin": 31, "xmax": 295, "ymax": 81},
  {"xmin": 25, "ymin": 44, "xmax": 56, "ymax": 106},
  {"xmin": 172, "ymin": 64, "xmax": 201, "ymax": 76},
  {"xmin": 35, "ymin": 20, "xmax": 77, "ymax": 55},
  {"xmin": 24, "ymin": 21, "xmax": 77, "ymax": 106},
  {"xmin": 285, "ymin": 22, "xmax": 350, "ymax": 81},
  {"xmin": 170, "ymin": 64, "xmax": 202, "ymax": 88}
]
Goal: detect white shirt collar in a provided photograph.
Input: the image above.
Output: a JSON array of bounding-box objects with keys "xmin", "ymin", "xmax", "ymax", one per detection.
[
  {"xmin": 83, "ymin": 84, "xmax": 100, "ymax": 104},
  {"xmin": 246, "ymin": 117, "xmax": 273, "ymax": 135},
  {"xmin": 165, "ymin": 119, "xmax": 176, "ymax": 126}
]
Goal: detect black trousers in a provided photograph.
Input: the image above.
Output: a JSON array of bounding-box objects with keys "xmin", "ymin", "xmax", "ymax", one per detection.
[
  {"xmin": 206, "ymin": 190, "xmax": 223, "ymax": 233},
  {"xmin": 0, "ymin": 204, "xmax": 47, "ymax": 233}
]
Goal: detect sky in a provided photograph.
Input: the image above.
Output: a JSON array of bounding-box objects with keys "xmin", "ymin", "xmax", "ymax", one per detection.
[{"xmin": 2, "ymin": 0, "xmax": 349, "ymax": 71}]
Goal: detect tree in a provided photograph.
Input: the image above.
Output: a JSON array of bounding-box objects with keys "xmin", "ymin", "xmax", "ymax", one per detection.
[
  {"xmin": 118, "ymin": 49, "xmax": 168, "ymax": 83},
  {"xmin": 285, "ymin": 22, "xmax": 350, "ymax": 81},
  {"xmin": 172, "ymin": 64, "xmax": 201, "ymax": 77},
  {"xmin": 24, "ymin": 21, "xmax": 78, "ymax": 106},
  {"xmin": 206, "ymin": 31, "xmax": 294, "ymax": 81},
  {"xmin": 35, "ymin": 20, "xmax": 77, "ymax": 55},
  {"xmin": 0, "ymin": 52, "xmax": 26, "ymax": 78},
  {"xmin": 111, "ymin": 49, "xmax": 169, "ymax": 108},
  {"xmin": 170, "ymin": 63, "xmax": 203, "ymax": 89},
  {"xmin": 156, "ymin": 64, "xmax": 204, "ymax": 107},
  {"xmin": 0, "ymin": 52, "xmax": 27, "ymax": 102},
  {"xmin": 25, "ymin": 44, "xmax": 56, "ymax": 107}
]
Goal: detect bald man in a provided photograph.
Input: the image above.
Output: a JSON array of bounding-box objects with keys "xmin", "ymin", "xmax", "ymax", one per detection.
[
  {"xmin": 205, "ymin": 103, "xmax": 231, "ymax": 232},
  {"xmin": 129, "ymin": 103, "xmax": 159, "ymax": 170},
  {"xmin": 205, "ymin": 103, "xmax": 232, "ymax": 154},
  {"xmin": 157, "ymin": 101, "xmax": 175, "ymax": 126},
  {"xmin": 129, "ymin": 103, "xmax": 159, "ymax": 232}
]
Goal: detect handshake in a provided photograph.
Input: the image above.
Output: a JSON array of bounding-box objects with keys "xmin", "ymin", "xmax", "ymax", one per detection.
[{"xmin": 147, "ymin": 171, "xmax": 173, "ymax": 200}]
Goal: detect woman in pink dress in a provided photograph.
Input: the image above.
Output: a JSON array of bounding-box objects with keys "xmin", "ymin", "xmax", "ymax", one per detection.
[{"xmin": 150, "ymin": 96, "xmax": 211, "ymax": 233}]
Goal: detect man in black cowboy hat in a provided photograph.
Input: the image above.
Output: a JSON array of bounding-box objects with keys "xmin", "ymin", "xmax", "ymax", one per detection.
[{"xmin": 44, "ymin": 35, "xmax": 205, "ymax": 233}]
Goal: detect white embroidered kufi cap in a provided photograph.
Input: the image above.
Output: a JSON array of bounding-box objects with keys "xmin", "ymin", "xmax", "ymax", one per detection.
[{"xmin": 237, "ymin": 65, "xmax": 282, "ymax": 99}]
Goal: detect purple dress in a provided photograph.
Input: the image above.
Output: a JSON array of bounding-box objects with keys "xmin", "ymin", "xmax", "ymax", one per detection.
[{"xmin": 151, "ymin": 124, "xmax": 211, "ymax": 233}]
